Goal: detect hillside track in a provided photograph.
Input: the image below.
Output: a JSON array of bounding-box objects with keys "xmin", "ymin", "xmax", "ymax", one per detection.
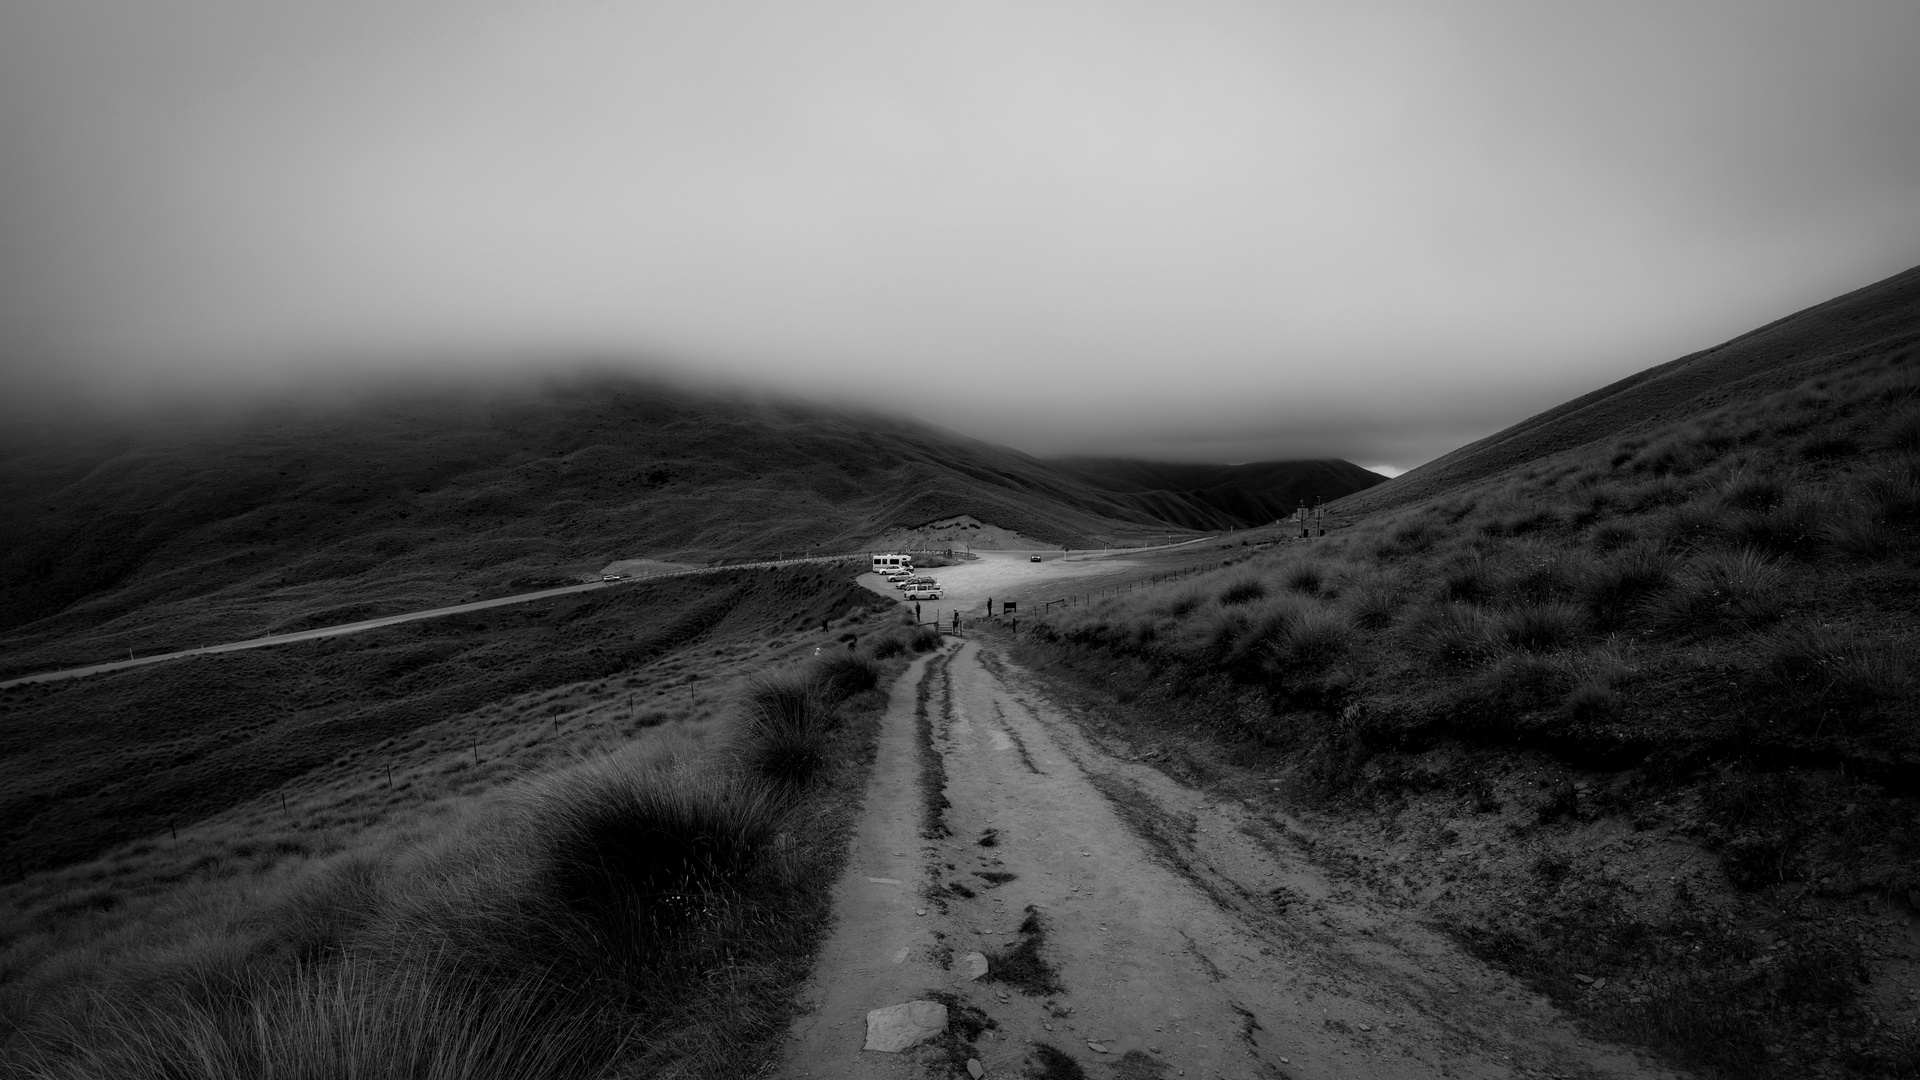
[
  {"xmin": 781, "ymin": 639, "xmax": 1678, "ymax": 1080},
  {"xmin": 0, "ymin": 553, "xmax": 864, "ymax": 688}
]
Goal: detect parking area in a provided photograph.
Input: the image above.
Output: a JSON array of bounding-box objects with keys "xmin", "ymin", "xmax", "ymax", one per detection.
[{"xmin": 854, "ymin": 549, "xmax": 1151, "ymax": 628}]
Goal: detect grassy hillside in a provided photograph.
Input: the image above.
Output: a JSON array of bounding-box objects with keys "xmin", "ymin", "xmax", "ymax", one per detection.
[
  {"xmin": 0, "ymin": 376, "xmax": 1190, "ymax": 676},
  {"xmin": 0, "ymin": 565, "xmax": 942, "ymax": 1077},
  {"xmin": 1047, "ymin": 457, "xmax": 1387, "ymax": 530},
  {"xmin": 1339, "ymin": 263, "xmax": 1920, "ymax": 518},
  {"xmin": 1013, "ymin": 275, "xmax": 1920, "ymax": 1077},
  {"xmin": 0, "ymin": 566, "xmax": 874, "ymax": 877}
]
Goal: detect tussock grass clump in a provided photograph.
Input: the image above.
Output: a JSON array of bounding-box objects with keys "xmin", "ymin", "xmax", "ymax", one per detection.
[
  {"xmin": 1492, "ymin": 602, "xmax": 1585, "ymax": 652},
  {"xmin": 1282, "ymin": 563, "xmax": 1325, "ymax": 594},
  {"xmin": 530, "ymin": 759, "xmax": 785, "ymax": 965},
  {"xmin": 1578, "ymin": 547, "xmax": 1673, "ymax": 631},
  {"xmin": 1263, "ymin": 606, "xmax": 1355, "ymax": 676},
  {"xmin": 812, "ymin": 651, "xmax": 882, "ymax": 703},
  {"xmin": 1762, "ymin": 627, "xmax": 1910, "ymax": 726},
  {"xmin": 1342, "ymin": 577, "xmax": 1404, "ymax": 630},
  {"xmin": 734, "ymin": 673, "xmax": 839, "ymax": 790},
  {"xmin": 1879, "ymin": 407, "xmax": 1920, "ymax": 453},
  {"xmin": 1216, "ymin": 575, "xmax": 1268, "ymax": 606},
  {"xmin": 1402, "ymin": 602, "xmax": 1496, "ymax": 668},
  {"xmin": 1646, "ymin": 549, "xmax": 1785, "ymax": 637},
  {"xmin": 14, "ymin": 959, "xmax": 617, "ymax": 1080},
  {"xmin": 1725, "ymin": 494, "xmax": 1824, "ymax": 557}
]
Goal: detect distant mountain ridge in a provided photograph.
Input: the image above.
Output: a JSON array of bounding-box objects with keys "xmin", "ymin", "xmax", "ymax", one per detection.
[
  {"xmin": 1334, "ymin": 263, "xmax": 1920, "ymax": 516},
  {"xmin": 1047, "ymin": 457, "xmax": 1388, "ymax": 531}
]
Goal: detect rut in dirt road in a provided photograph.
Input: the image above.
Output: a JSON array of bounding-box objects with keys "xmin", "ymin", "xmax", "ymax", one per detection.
[{"xmin": 782, "ymin": 640, "xmax": 1680, "ymax": 1080}]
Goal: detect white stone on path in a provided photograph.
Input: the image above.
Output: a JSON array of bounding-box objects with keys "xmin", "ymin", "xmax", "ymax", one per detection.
[
  {"xmin": 864, "ymin": 1001, "xmax": 949, "ymax": 1052},
  {"xmin": 964, "ymin": 951, "xmax": 990, "ymax": 980},
  {"xmin": 967, "ymin": 1058, "xmax": 984, "ymax": 1078}
]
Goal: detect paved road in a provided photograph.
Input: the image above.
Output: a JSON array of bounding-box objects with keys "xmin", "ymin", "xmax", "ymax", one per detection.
[{"xmin": 0, "ymin": 553, "xmax": 866, "ymax": 689}]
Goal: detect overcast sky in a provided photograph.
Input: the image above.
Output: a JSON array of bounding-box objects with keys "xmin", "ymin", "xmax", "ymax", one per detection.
[{"xmin": 3, "ymin": 1, "xmax": 1917, "ymax": 471}]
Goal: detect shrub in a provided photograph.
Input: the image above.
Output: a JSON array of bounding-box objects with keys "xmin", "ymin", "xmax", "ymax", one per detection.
[
  {"xmin": 1492, "ymin": 602, "xmax": 1585, "ymax": 652},
  {"xmin": 1646, "ymin": 549, "xmax": 1785, "ymax": 637},
  {"xmin": 1217, "ymin": 576, "xmax": 1268, "ymax": 606},
  {"xmin": 906, "ymin": 625, "xmax": 942, "ymax": 653}
]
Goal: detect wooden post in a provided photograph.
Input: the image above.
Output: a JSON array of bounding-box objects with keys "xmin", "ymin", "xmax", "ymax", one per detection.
[
  {"xmin": 472, "ymin": 741, "xmax": 479, "ymax": 765},
  {"xmin": 386, "ymin": 762, "xmax": 394, "ymax": 789},
  {"xmin": 170, "ymin": 820, "xmax": 178, "ymax": 844}
]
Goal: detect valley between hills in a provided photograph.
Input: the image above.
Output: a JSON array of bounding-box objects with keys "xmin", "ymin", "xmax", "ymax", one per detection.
[{"xmin": 2, "ymin": 263, "xmax": 1919, "ymax": 1080}]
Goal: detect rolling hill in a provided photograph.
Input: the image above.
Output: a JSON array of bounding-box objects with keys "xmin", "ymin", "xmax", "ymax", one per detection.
[
  {"xmin": 1048, "ymin": 457, "xmax": 1387, "ymax": 531},
  {"xmin": 1334, "ymin": 263, "xmax": 1920, "ymax": 516},
  {"xmin": 0, "ymin": 375, "xmax": 1384, "ymax": 676}
]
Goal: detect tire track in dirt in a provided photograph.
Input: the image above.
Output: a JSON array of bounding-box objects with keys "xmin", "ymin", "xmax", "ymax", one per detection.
[{"xmin": 783, "ymin": 641, "xmax": 1681, "ymax": 1079}]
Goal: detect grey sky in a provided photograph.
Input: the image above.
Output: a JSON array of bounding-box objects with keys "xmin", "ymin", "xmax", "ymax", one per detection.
[{"xmin": 3, "ymin": 0, "xmax": 1917, "ymax": 470}]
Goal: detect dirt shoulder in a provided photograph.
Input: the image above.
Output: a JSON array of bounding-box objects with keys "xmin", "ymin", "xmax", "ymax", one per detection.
[{"xmin": 780, "ymin": 637, "xmax": 1678, "ymax": 1079}]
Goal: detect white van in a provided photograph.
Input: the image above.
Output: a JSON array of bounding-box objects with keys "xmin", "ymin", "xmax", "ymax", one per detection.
[{"xmin": 871, "ymin": 552, "xmax": 914, "ymax": 574}]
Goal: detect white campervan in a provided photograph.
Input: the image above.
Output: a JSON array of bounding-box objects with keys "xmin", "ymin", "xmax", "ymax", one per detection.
[{"xmin": 871, "ymin": 552, "xmax": 914, "ymax": 575}]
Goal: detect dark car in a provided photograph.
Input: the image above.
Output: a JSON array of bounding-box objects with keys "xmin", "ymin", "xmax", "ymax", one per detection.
[{"xmin": 1030, "ymin": 555, "xmax": 1042, "ymax": 562}]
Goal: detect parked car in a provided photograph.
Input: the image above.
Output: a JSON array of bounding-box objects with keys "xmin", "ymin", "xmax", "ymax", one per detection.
[
  {"xmin": 905, "ymin": 587, "xmax": 943, "ymax": 600},
  {"xmin": 1029, "ymin": 555, "xmax": 1042, "ymax": 563}
]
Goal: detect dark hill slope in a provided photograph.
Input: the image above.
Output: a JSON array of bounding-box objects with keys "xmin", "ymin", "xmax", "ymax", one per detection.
[
  {"xmin": 1047, "ymin": 458, "xmax": 1388, "ymax": 530},
  {"xmin": 0, "ymin": 377, "xmax": 1180, "ymax": 668},
  {"xmin": 1335, "ymin": 262, "xmax": 1920, "ymax": 516}
]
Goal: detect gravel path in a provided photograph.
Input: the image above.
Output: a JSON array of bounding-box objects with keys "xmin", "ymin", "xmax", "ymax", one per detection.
[{"xmin": 780, "ymin": 638, "xmax": 1679, "ymax": 1079}]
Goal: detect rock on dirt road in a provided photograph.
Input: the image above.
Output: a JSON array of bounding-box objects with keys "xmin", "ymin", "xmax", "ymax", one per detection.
[{"xmin": 781, "ymin": 640, "xmax": 1681, "ymax": 1080}]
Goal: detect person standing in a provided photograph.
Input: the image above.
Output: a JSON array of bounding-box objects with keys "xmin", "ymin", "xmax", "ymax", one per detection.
[
  {"xmin": 987, "ymin": 597, "xmax": 994, "ymax": 617},
  {"xmin": 915, "ymin": 601, "xmax": 922, "ymax": 622}
]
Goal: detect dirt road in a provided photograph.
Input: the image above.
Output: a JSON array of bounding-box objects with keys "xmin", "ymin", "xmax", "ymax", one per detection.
[{"xmin": 782, "ymin": 639, "xmax": 1678, "ymax": 1080}]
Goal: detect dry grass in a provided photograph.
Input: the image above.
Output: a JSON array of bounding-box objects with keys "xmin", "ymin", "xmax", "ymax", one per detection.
[
  {"xmin": 1, "ymin": 586, "xmax": 906, "ymax": 1078},
  {"xmin": 1012, "ymin": 350, "xmax": 1920, "ymax": 1078}
]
